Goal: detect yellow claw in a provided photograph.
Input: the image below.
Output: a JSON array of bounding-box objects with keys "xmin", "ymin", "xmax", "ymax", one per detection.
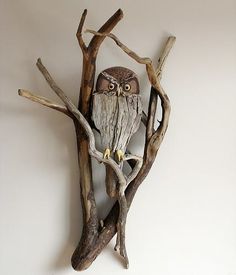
[
  {"xmin": 116, "ymin": 150, "xmax": 124, "ymax": 162},
  {"xmin": 103, "ymin": 148, "xmax": 111, "ymax": 159}
]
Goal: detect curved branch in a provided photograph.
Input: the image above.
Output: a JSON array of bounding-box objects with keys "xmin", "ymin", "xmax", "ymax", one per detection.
[
  {"xmin": 156, "ymin": 36, "xmax": 176, "ymax": 81},
  {"xmin": 124, "ymin": 154, "xmax": 143, "ymax": 184},
  {"xmin": 85, "ymin": 29, "xmax": 152, "ymax": 67},
  {"xmin": 145, "ymin": 38, "xmax": 176, "ymax": 139}
]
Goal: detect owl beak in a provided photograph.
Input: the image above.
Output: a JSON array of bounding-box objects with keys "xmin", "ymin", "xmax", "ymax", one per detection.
[{"xmin": 117, "ymin": 86, "xmax": 122, "ymax": 96}]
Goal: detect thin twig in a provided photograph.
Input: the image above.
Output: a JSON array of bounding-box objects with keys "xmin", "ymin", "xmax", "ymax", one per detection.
[
  {"xmin": 145, "ymin": 38, "xmax": 176, "ymax": 137},
  {"xmin": 86, "ymin": 29, "xmax": 152, "ymax": 67},
  {"xmin": 156, "ymin": 36, "xmax": 176, "ymax": 81},
  {"xmin": 18, "ymin": 89, "xmax": 73, "ymax": 119},
  {"xmin": 76, "ymin": 9, "xmax": 88, "ymax": 56}
]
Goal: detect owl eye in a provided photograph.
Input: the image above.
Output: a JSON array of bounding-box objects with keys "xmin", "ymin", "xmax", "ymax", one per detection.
[
  {"xmin": 108, "ymin": 83, "xmax": 115, "ymax": 90},
  {"xmin": 124, "ymin": 84, "xmax": 131, "ymax": 91}
]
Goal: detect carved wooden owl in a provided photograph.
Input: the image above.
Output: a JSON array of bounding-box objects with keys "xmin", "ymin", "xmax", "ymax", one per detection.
[{"xmin": 92, "ymin": 66, "xmax": 142, "ymax": 162}]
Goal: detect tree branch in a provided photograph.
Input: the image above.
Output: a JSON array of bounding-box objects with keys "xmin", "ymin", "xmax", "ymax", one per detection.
[
  {"xmin": 146, "ymin": 36, "xmax": 176, "ymax": 139},
  {"xmin": 86, "ymin": 29, "xmax": 153, "ymax": 68},
  {"xmin": 76, "ymin": 9, "xmax": 88, "ymax": 56},
  {"xmin": 88, "ymin": 9, "xmax": 123, "ymax": 55},
  {"xmin": 156, "ymin": 36, "xmax": 176, "ymax": 81},
  {"xmin": 18, "ymin": 89, "xmax": 73, "ymax": 119}
]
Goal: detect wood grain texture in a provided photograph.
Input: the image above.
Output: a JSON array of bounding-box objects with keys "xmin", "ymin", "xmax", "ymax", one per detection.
[{"xmin": 92, "ymin": 93, "xmax": 142, "ymax": 151}]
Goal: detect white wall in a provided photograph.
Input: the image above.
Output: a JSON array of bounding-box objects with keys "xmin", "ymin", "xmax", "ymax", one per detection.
[{"xmin": 1, "ymin": 0, "xmax": 236, "ymax": 275}]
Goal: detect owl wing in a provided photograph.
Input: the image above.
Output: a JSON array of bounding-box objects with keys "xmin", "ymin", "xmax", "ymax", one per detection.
[{"xmin": 126, "ymin": 94, "xmax": 142, "ymax": 144}]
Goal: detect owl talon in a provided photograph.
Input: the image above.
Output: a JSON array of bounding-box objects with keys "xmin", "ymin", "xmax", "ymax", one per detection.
[
  {"xmin": 116, "ymin": 150, "xmax": 124, "ymax": 163},
  {"xmin": 103, "ymin": 148, "xmax": 111, "ymax": 159}
]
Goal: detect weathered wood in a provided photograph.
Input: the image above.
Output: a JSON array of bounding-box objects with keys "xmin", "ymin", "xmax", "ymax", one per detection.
[
  {"xmin": 18, "ymin": 9, "xmax": 175, "ymax": 271},
  {"xmin": 18, "ymin": 89, "xmax": 73, "ymax": 118}
]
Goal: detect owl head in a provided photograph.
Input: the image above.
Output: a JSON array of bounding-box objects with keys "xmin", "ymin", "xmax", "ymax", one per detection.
[{"xmin": 95, "ymin": 66, "xmax": 140, "ymax": 96}]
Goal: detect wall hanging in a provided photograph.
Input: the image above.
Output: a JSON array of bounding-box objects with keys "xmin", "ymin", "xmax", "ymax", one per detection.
[{"xmin": 18, "ymin": 9, "xmax": 175, "ymax": 271}]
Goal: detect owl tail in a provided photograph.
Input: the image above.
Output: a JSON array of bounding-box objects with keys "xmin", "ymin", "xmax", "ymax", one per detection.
[{"xmin": 105, "ymin": 163, "xmax": 123, "ymax": 198}]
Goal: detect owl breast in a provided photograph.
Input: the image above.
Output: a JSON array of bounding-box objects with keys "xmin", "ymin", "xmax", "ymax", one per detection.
[{"xmin": 92, "ymin": 93, "xmax": 142, "ymax": 152}]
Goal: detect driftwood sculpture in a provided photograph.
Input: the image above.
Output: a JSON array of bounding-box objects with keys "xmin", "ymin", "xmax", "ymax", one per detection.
[{"xmin": 18, "ymin": 9, "xmax": 175, "ymax": 270}]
